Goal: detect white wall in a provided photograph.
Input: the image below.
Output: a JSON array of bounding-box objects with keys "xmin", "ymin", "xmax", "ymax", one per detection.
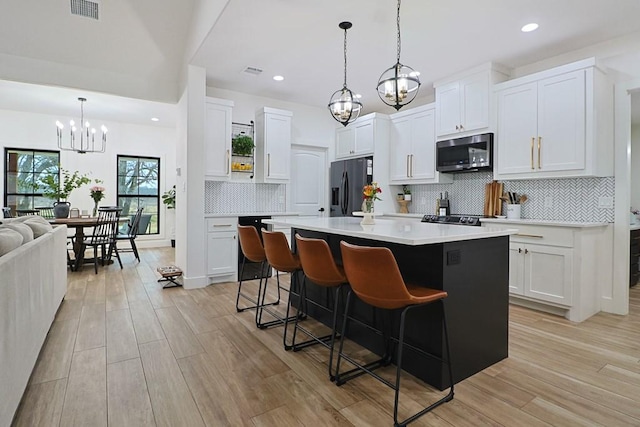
[
  {"xmin": 0, "ymin": 108, "xmax": 177, "ymax": 247},
  {"xmin": 631, "ymin": 122, "xmax": 640, "ymax": 211}
]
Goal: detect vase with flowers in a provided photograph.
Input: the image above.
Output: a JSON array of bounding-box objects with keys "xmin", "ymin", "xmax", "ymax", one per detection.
[
  {"xmin": 361, "ymin": 182, "xmax": 382, "ymax": 225},
  {"xmin": 90, "ymin": 185, "xmax": 106, "ymax": 217}
]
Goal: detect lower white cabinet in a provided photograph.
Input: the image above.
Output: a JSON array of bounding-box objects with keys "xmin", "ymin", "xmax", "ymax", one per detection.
[
  {"xmin": 509, "ymin": 242, "xmax": 573, "ymax": 306},
  {"xmin": 484, "ymin": 221, "xmax": 611, "ymax": 322},
  {"xmin": 206, "ymin": 217, "xmax": 238, "ymax": 279}
]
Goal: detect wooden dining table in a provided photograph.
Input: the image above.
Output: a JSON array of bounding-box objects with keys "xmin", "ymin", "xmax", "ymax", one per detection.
[{"xmin": 50, "ymin": 217, "xmax": 129, "ymax": 270}]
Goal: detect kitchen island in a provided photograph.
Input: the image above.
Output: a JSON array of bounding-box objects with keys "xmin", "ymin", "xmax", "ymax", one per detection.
[{"xmin": 265, "ymin": 216, "xmax": 517, "ymax": 390}]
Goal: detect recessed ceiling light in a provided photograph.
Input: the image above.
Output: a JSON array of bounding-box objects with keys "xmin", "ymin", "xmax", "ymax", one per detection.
[
  {"xmin": 521, "ymin": 23, "xmax": 539, "ymax": 33},
  {"xmin": 273, "ymin": 75, "xmax": 284, "ymax": 81},
  {"xmin": 151, "ymin": 117, "xmax": 159, "ymax": 122}
]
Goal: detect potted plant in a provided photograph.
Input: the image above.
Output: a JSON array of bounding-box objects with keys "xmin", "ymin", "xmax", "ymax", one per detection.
[
  {"xmin": 162, "ymin": 185, "xmax": 176, "ymax": 247},
  {"xmin": 402, "ymin": 185, "xmax": 412, "ymax": 201},
  {"xmin": 231, "ymin": 134, "xmax": 254, "ymax": 156},
  {"xmin": 35, "ymin": 169, "xmax": 92, "ymax": 218}
]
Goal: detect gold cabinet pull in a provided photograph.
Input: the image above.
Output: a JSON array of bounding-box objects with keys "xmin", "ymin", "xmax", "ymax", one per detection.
[
  {"xmin": 515, "ymin": 233, "xmax": 544, "ymax": 238},
  {"xmin": 538, "ymin": 136, "xmax": 542, "ymax": 169},
  {"xmin": 226, "ymin": 149, "xmax": 230, "ymax": 174},
  {"xmin": 267, "ymin": 153, "xmax": 270, "ymax": 176},
  {"xmin": 410, "ymin": 154, "xmax": 414, "ymax": 177},
  {"xmin": 530, "ymin": 137, "xmax": 535, "ymax": 170},
  {"xmin": 406, "ymin": 155, "xmax": 410, "ymax": 177}
]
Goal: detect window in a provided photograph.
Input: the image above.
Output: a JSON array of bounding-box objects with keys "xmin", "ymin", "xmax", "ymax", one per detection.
[
  {"xmin": 4, "ymin": 148, "xmax": 60, "ymax": 213},
  {"xmin": 117, "ymin": 155, "xmax": 160, "ymax": 235}
]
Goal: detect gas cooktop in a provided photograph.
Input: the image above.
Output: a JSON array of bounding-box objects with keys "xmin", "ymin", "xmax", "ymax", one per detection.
[{"xmin": 421, "ymin": 215, "xmax": 483, "ymax": 226}]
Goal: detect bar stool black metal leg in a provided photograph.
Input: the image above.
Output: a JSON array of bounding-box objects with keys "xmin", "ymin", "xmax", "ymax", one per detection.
[
  {"xmin": 334, "ymin": 291, "xmax": 353, "ymax": 385},
  {"xmin": 283, "ymin": 273, "xmax": 302, "ymax": 350},
  {"xmin": 327, "ymin": 284, "xmax": 342, "ymax": 381}
]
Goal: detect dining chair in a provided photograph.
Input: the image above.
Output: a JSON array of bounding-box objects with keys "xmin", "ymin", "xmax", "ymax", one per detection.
[
  {"xmin": 116, "ymin": 207, "xmax": 144, "ymax": 261},
  {"xmin": 34, "ymin": 206, "xmax": 55, "ymax": 219},
  {"xmin": 77, "ymin": 207, "xmax": 123, "ymax": 273},
  {"xmin": 16, "ymin": 209, "xmax": 38, "ymax": 216},
  {"xmin": 2, "ymin": 207, "xmax": 12, "ymax": 218}
]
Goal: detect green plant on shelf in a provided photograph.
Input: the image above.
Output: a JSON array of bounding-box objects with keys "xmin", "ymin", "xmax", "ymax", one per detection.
[{"xmin": 232, "ymin": 134, "xmax": 254, "ymax": 156}]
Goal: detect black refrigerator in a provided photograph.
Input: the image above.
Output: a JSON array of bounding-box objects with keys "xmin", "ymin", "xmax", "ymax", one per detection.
[{"xmin": 330, "ymin": 156, "xmax": 373, "ymax": 217}]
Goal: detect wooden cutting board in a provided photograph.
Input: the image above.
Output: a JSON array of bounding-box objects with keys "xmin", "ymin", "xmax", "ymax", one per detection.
[{"xmin": 484, "ymin": 181, "xmax": 503, "ymax": 217}]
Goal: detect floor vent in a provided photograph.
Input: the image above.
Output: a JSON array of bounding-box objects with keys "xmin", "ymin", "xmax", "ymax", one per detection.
[
  {"xmin": 71, "ymin": 0, "xmax": 99, "ymax": 20},
  {"xmin": 242, "ymin": 66, "xmax": 263, "ymax": 76}
]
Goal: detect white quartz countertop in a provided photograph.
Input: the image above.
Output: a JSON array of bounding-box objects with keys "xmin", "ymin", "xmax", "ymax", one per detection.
[
  {"xmin": 205, "ymin": 212, "xmax": 300, "ymax": 218},
  {"xmin": 480, "ymin": 218, "xmax": 609, "ymax": 228},
  {"xmin": 264, "ymin": 216, "xmax": 517, "ymax": 246}
]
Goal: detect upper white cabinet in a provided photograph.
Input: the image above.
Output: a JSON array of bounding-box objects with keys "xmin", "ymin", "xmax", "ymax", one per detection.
[
  {"xmin": 254, "ymin": 107, "xmax": 293, "ymax": 183},
  {"xmin": 204, "ymin": 97, "xmax": 234, "ymax": 180},
  {"xmin": 389, "ymin": 104, "xmax": 452, "ymax": 184},
  {"xmin": 494, "ymin": 58, "xmax": 613, "ymax": 180},
  {"xmin": 335, "ymin": 113, "xmax": 388, "ymax": 160},
  {"xmin": 434, "ymin": 63, "xmax": 509, "ymax": 138}
]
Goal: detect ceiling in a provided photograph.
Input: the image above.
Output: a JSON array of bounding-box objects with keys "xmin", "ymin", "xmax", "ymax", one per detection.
[{"xmin": 1, "ymin": 0, "xmax": 640, "ymax": 124}]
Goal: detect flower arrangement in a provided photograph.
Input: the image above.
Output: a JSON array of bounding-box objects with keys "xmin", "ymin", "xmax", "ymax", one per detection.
[
  {"xmin": 362, "ymin": 182, "xmax": 382, "ymax": 214},
  {"xmin": 90, "ymin": 185, "xmax": 105, "ymax": 217},
  {"xmin": 363, "ymin": 182, "xmax": 382, "ymax": 202},
  {"xmin": 90, "ymin": 186, "xmax": 105, "ymax": 203}
]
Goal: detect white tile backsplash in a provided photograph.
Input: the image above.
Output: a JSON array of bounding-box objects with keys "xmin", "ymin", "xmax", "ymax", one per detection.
[
  {"xmin": 205, "ymin": 181, "xmax": 286, "ymax": 214},
  {"xmin": 407, "ymin": 172, "xmax": 614, "ymax": 222}
]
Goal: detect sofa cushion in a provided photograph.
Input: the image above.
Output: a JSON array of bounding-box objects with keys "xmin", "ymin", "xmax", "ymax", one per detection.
[
  {"xmin": 23, "ymin": 219, "xmax": 53, "ymax": 238},
  {"xmin": 0, "ymin": 228, "xmax": 23, "ymax": 256},
  {"xmin": 1, "ymin": 223, "xmax": 34, "ymax": 243}
]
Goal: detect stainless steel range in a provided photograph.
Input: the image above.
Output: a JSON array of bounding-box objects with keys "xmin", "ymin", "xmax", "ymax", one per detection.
[{"xmin": 421, "ymin": 215, "xmax": 483, "ymax": 226}]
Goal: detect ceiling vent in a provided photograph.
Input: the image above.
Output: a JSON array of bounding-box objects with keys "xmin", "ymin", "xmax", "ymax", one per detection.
[
  {"xmin": 242, "ymin": 66, "xmax": 263, "ymax": 76},
  {"xmin": 71, "ymin": 0, "xmax": 100, "ymax": 20}
]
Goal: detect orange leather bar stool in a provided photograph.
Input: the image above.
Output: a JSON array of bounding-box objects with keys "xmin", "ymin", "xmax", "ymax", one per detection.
[
  {"xmin": 285, "ymin": 234, "xmax": 347, "ymax": 377},
  {"xmin": 337, "ymin": 241, "xmax": 454, "ymax": 427},
  {"xmin": 259, "ymin": 229, "xmax": 302, "ymax": 329},
  {"xmin": 236, "ymin": 225, "xmax": 280, "ymax": 314}
]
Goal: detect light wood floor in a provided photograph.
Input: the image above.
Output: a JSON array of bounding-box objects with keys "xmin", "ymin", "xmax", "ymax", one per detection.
[{"xmin": 11, "ymin": 247, "xmax": 640, "ymax": 426}]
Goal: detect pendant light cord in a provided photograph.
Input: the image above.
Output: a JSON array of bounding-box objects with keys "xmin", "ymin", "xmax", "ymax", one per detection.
[
  {"xmin": 396, "ymin": 0, "xmax": 402, "ymax": 64},
  {"xmin": 343, "ymin": 25, "xmax": 348, "ymax": 88}
]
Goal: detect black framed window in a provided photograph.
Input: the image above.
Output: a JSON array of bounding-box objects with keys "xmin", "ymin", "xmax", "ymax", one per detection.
[
  {"xmin": 4, "ymin": 148, "xmax": 60, "ymax": 213},
  {"xmin": 117, "ymin": 155, "xmax": 160, "ymax": 235}
]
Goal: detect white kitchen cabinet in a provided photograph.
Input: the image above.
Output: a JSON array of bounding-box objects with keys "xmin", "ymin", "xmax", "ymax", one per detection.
[
  {"xmin": 255, "ymin": 107, "xmax": 292, "ymax": 183},
  {"xmin": 206, "ymin": 217, "xmax": 238, "ymax": 281},
  {"xmin": 511, "ymin": 242, "xmax": 573, "ymax": 306},
  {"xmin": 434, "ymin": 64, "xmax": 509, "ymax": 138},
  {"xmin": 482, "ymin": 220, "xmax": 612, "ymax": 322},
  {"xmin": 389, "ymin": 104, "xmax": 452, "ymax": 184},
  {"xmin": 335, "ymin": 113, "xmax": 387, "ymax": 160},
  {"xmin": 204, "ymin": 97, "xmax": 234, "ymax": 180},
  {"xmin": 494, "ymin": 58, "xmax": 613, "ymax": 180}
]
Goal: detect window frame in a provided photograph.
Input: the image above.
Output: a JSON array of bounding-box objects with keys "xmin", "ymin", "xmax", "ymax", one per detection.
[
  {"xmin": 116, "ymin": 155, "xmax": 161, "ymax": 236},
  {"xmin": 4, "ymin": 148, "xmax": 60, "ymax": 212}
]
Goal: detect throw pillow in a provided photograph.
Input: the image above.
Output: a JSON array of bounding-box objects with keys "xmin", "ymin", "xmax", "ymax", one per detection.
[
  {"xmin": 23, "ymin": 218, "xmax": 54, "ymax": 238},
  {"xmin": 0, "ymin": 228, "xmax": 24, "ymax": 256},
  {"xmin": 1, "ymin": 223, "xmax": 34, "ymax": 243}
]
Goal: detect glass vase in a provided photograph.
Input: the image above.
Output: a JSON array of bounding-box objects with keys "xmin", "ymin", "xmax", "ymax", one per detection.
[{"xmin": 92, "ymin": 202, "xmax": 99, "ymax": 217}]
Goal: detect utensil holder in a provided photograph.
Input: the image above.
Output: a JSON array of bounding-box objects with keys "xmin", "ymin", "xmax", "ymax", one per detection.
[{"xmin": 506, "ymin": 204, "xmax": 521, "ymax": 219}]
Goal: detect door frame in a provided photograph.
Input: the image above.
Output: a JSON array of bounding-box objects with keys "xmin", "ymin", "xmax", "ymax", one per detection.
[
  {"xmin": 288, "ymin": 144, "xmax": 329, "ymax": 216},
  {"xmin": 612, "ymin": 78, "xmax": 640, "ymax": 315}
]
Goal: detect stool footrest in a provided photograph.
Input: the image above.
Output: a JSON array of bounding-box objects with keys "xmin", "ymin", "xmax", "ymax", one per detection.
[
  {"xmin": 335, "ymin": 356, "xmax": 391, "ymax": 387},
  {"xmin": 291, "ymin": 331, "xmax": 338, "ymax": 352}
]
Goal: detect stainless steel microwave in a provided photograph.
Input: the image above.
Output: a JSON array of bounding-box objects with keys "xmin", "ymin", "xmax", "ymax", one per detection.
[{"xmin": 436, "ymin": 133, "xmax": 493, "ymax": 173}]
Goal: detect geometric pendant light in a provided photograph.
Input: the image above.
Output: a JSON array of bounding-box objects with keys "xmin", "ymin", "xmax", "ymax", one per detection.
[
  {"xmin": 328, "ymin": 21, "xmax": 363, "ymax": 126},
  {"xmin": 376, "ymin": 0, "xmax": 420, "ymax": 110}
]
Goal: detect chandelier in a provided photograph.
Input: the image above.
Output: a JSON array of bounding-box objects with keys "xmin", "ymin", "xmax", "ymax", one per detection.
[
  {"xmin": 328, "ymin": 21, "xmax": 362, "ymax": 126},
  {"xmin": 56, "ymin": 97, "xmax": 107, "ymax": 154},
  {"xmin": 376, "ymin": 0, "xmax": 420, "ymax": 110}
]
